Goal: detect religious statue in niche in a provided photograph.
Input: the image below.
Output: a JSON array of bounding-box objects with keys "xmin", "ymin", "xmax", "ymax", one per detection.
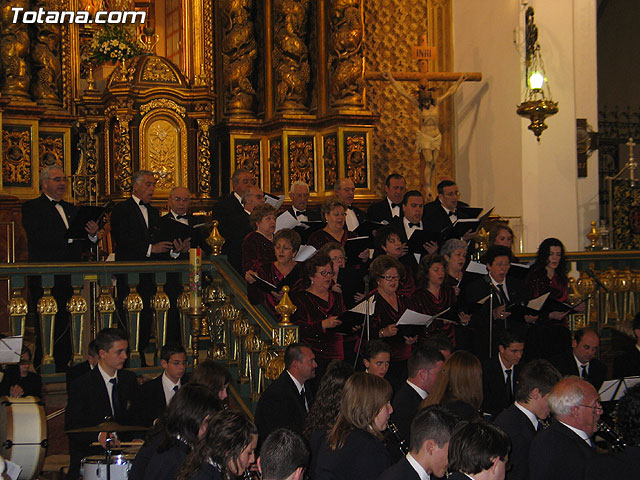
[{"xmin": 384, "ymin": 72, "xmax": 465, "ymax": 195}]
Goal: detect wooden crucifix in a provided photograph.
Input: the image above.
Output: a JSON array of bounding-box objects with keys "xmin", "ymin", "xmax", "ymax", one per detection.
[{"xmin": 366, "ymin": 34, "xmax": 482, "ymax": 196}]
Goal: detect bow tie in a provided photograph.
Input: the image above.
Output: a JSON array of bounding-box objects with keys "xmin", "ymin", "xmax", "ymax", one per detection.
[
  {"xmin": 51, "ymin": 200, "xmax": 61, "ymax": 206},
  {"xmin": 391, "ymin": 203, "xmax": 401, "ymax": 209},
  {"xmin": 448, "ymin": 210, "xmax": 457, "ymax": 217},
  {"xmin": 408, "ymin": 222, "xmax": 421, "ymax": 228},
  {"xmin": 295, "ymin": 210, "xmax": 306, "ymax": 217},
  {"xmin": 139, "ymin": 201, "xmax": 149, "ymax": 208},
  {"xmin": 175, "ymin": 214, "xmax": 187, "ymax": 220}
]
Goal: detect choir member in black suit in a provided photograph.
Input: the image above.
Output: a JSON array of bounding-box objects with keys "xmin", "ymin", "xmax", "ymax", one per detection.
[
  {"xmin": 529, "ymin": 377, "xmax": 601, "ymax": 480},
  {"xmin": 379, "ymin": 406, "xmax": 457, "ymax": 480},
  {"xmin": 258, "ymin": 428, "xmax": 310, "ymax": 480},
  {"xmin": 213, "ymin": 168, "xmax": 254, "ymax": 272},
  {"xmin": 494, "ymin": 359, "xmax": 561, "ymax": 480},
  {"xmin": 246, "ymin": 229, "xmax": 303, "ymax": 316},
  {"xmin": 446, "ymin": 420, "xmax": 511, "ymax": 480},
  {"xmin": 370, "ymin": 255, "xmax": 418, "ymax": 390},
  {"xmin": 482, "ymin": 330, "xmax": 525, "ymax": 418},
  {"xmin": 462, "ymin": 246, "xmax": 534, "ymax": 359},
  {"xmin": 129, "ymin": 383, "xmax": 222, "ymax": 480},
  {"xmin": 254, "ymin": 343, "xmax": 317, "ymax": 441},
  {"xmin": 585, "ymin": 384, "xmax": 640, "ymax": 479},
  {"xmin": 0, "ymin": 346, "xmax": 43, "ymax": 398},
  {"xmin": 65, "ymin": 328, "xmax": 140, "ymax": 480},
  {"xmin": 22, "ymin": 165, "xmax": 99, "ymax": 370},
  {"xmin": 613, "ymin": 313, "xmax": 640, "ymax": 378},
  {"xmin": 374, "ymin": 226, "xmax": 417, "ymax": 296},
  {"xmin": 391, "ymin": 346, "xmax": 445, "ymax": 445},
  {"xmin": 242, "ymin": 203, "xmax": 277, "ymax": 274},
  {"xmin": 313, "ymin": 372, "xmax": 393, "ymax": 479},
  {"xmin": 334, "ymin": 178, "xmax": 366, "ymax": 232},
  {"xmin": 66, "ymin": 340, "xmax": 98, "ymax": 393},
  {"xmin": 291, "ymin": 254, "xmax": 347, "ymax": 383},
  {"xmin": 551, "ymin": 328, "xmax": 607, "ymax": 391},
  {"xmin": 422, "ymin": 351, "xmax": 483, "ymax": 423},
  {"xmin": 367, "ymin": 173, "xmax": 406, "ymax": 223},
  {"xmin": 285, "ymin": 181, "xmax": 321, "ymax": 243},
  {"xmin": 177, "ymin": 410, "xmax": 258, "ymax": 480},
  {"xmin": 134, "ymin": 344, "xmax": 187, "ymax": 427},
  {"xmin": 421, "ymin": 180, "xmax": 475, "ymax": 244},
  {"xmin": 189, "ymin": 360, "xmax": 232, "ymax": 405}
]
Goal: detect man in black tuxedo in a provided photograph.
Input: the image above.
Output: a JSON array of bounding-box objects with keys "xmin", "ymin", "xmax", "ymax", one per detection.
[
  {"xmin": 367, "ymin": 173, "xmax": 406, "ymax": 223},
  {"xmin": 392, "ymin": 346, "xmax": 444, "ymax": 445},
  {"xmin": 258, "ymin": 428, "xmax": 310, "ymax": 480},
  {"xmin": 110, "ymin": 170, "xmax": 173, "ymax": 357},
  {"xmin": 254, "ymin": 343, "xmax": 317, "ymax": 443},
  {"xmin": 613, "ymin": 313, "xmax": 640, "ymax": 378},
  {"xmin": 447, "ymin": 420, "xmax": 511, "ymax": 480},
  {"xmin": 65, "ymin": 328, "xmax": 139, "ymax": 480},
  {"xmin": 551, "ymin": 328, "xmax": 607, "ymax": 391},
  {"xmin": 422, "ymin": 179, "xmax": 476, "ymax": 244},
  {"xmin": 482, "ymin": 330, "xmax": 525, "ymax": 418},
  {"xmin": 282, "ymin": 181, "xmax": 321, "ymax": 243},
  {"xmin": 529, "ymin": 377, "xmax": 601, "ymax": 480},
  {"xmin": 213, "ymin": 168, "xmax": 255, "ymax": 271},
  {"xmin": 134, "ymin": 344, "xmax": 187, "ymax": 427},
  {"xmin": 379, "ymin": 406, "xmax": 457, "ymax": 480},
  {"xmin": 334, "ymin": 178, "xmax": 366, "ymax": 232},
  {"xmin": 65, "ymin": 340, "xmax": 98, "ymax": 393},
  {"xmin": 22, "ymin": 165, "xmax": 99, "ymax": 370},
  {"xmin": 494, "ymin": 359, "xmax": 561, "ymax": 480}
]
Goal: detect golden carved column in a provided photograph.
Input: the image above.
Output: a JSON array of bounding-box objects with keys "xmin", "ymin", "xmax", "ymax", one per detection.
[
  {"xmin": 152, "ymin": 283, "xmax": 171, "ymax": 361},
  {"xmin": 67, "ymin": 286, "xmax": 88, "ymax": 365},
  {"xmin": 196, "ymin": 119, "xmax": 213, "ymax": 197},
  {"xmin": 31, "ymin": 4, "xmax": 62, "ymax": 106},
  {"xmin": 0, "ymin": 0, "xmax": 32, "ymax": 100},
  {"xmin": 97, "ymin": 285, "xmax": 116, "ymax": 331},
  {"xmin": 113, "ymin": 114, "xmax": 134, "ymax": 193},
  {"xmin": 37, "ymin": 287, "xmax": 57, "ymax": 372},
  {"xmin": 124, "ymin": 284, "xmax": 144, "ymax": 367},
  {"xmin": 327, "ymin": 0, "xmax": 365, "ymax": 109},
  {"xmin": 244, "ymin": 327, "xmax": 264, "ymax": 401},
  {"xmin": 9, "ymin": 288, "xmax": 28, "ymax": 337},
  {"xmin": 74, "ymin": 122, "xmax": 98, "ymax": 203}
]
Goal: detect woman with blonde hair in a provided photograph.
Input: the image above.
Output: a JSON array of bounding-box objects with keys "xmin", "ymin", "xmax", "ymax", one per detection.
[
  {"xmin": 421, "ymin": 350, "xmax": 483, "ymax": 422},
  {"xmin": 313, "ymin": 372, "xmax": 393, "ymax": 479}
]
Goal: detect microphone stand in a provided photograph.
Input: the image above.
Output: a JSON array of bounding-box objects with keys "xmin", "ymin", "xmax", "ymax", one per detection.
[
  {"xmin": 353, "ymin": 275, "xmax": 371, "ymax": 370},
  {"xmin": 484, "ymin": 275, "xmax": 495, "ymax": 359}
]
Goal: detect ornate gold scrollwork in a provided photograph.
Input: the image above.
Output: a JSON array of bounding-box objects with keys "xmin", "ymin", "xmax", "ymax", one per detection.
[
  {"xmin": 37, "ymin": 287, "xmax": 57, "ymax": 370},
  {"xmin": 0, "ymin": 0, "xmax": 31, "ymax": 98},
  {"xmin": 74, "ymin": 122, "xmax": 98, "ymax": 202},
  {"xmin": 113, "ymin": 115, "xmax": 134, "ymax": 193},
  {"xmin": 9, "ymin": 288, "xmax": 28, "ymax": 337},
  {"xmin": 152, "ymin": 284, "xmax": 171, "ymax": 357},
  {"xmin": 67, "ymin": 287, "xmax": 88, "ymax": 365},
  {"xmin": 2, "ymin": 128, "xmax": 31, "ymax": 186},
  {"xmin": 141, "ymin": 56, "xmax": 179, "ymax": 83},
  {"xmin": 147, "ymin": 119, "xmax": 179, "ymax": 190},
  {"xmin": 232, "ymin": 314, "xmax": 251, "ymax": 382},
  {"xmin": 197, "ymin": 119, "xmax": 212, "ymax": 197},
  {"xmin": 269, "ymin": 138, "xmax": 283, "ymax": 192},
  {"xmin": 244, "ymin": 327, "xmax": 264, "ymax": 400},
  {"xmin": 206, "ymin": 220, "xmax": 225, "ymax": 256},
  {"xmin": 323, "ymin": 134, "xmax": 337, "ymax": 190},
  {"xmin": 39, "ymin": 133, "xmax": 64, "ymax": 168},
  {"xmin": 288, "ymin": 137, "xmax": 315, "ymax": 189},
  {"xmin": 124, "ymin": 285, "xmax": 144, "ymax": 365},
  {"xmin": 178, "ymin": 285, "xmax": 193, "ymax": 357},
  {"xmin": 257, "ymin": 346, "xmax": 276, "ymax": 395},
  {"xmin": 140, "ymin": 99, "xmax": 186, "ymax": 118},
  {"xmin": 31, "ymin": 11, "xmax": 62, "ymax": 105},
  {"xmin": 97, "ymin": 285, "xmax": 116, "ymax": 331},
  {"xmin": 265, "ymin": 352, "xmax": 285, "ymax": 380},
  {"xmin": 346, "ymin": 134, "xmax": 366, "ymax": 186}
]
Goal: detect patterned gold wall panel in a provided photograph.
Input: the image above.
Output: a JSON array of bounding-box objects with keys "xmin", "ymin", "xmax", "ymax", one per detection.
[
  {"xmin": 612, "ymin": 181, "xmax": 640, "ymax": 249},
  {"xmin": 364, "ymin": 0, "xmax": 453, "ymax": 198},
  {"xmin": 268, "ymin": 137, "xmax": 284, "ymax": 194},
  {"xmin": 39, "ymin": 132, "xmax": 65, "ymax": 170},
  {"xmin": 323, "ymin": 133, "xmax": 338, "ymax": 191},
  {"xmin": 234, "ymin": 139, "xmax": 262, "ymax": 187},
  {"xmin": 287, "ymin": 136, "xmax": 315, "ymax": 191},
  {"xmin": 2, "ymin": 126, "xmax": 33, "ymax": 187},
  {"xmin": 344, "ymin": 131, "xmax": 368, "ymax": 188}
]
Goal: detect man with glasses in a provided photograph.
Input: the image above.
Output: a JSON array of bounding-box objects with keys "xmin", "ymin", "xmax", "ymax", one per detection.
[
  {"xmin": 529, "ymin": 376, "xmax": 601, "ymax": 480},
  {"xmin": 422, "ymin": 179, "xmax": 476, "ymax": 244},
  {"xmin": 133, "ymin": 344, "xmax": 187, "ymax": 427},
  {"xmin": 334, "ymin": 177, "xmax": 366, "ymax": 232}
]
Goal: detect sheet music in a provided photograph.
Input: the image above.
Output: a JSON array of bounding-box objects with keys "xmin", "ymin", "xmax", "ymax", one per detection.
[
  {"xmin": 396, "ymin": 309, "xmax": 434, "ymax": 328},
  {"xmin": 0, "ymin": 336, "xmax": 23, "ymax": 363},
  {"xmin": 276, "ymin": 211, "xmax": 300, "ymax": 232},
  {"xmin": 294, "ymin": 245, "xmax": 317, "ymax": 262},
  {"xmin": 466, "ymin": 261, "xmax": 488, "ymax": 275},
  {"xmin": 350, "ymin": 297, "xmax": 376, "ymax": 315}
]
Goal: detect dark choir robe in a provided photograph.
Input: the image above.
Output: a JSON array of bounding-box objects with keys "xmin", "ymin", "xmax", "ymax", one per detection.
[
  {"xmin": 421, "ymin": 200, "xmax": 472, "ymax": 238},
  {"xmin": 152, "ymin": 213, "xmax": 212, "ymax": 260},
  {"xmin": 378, "ymin": 456, "xmax": 423, "ymax": 480},
  {"xmin": 550, "ymin": 350, "xmax": 607, "ymax": 391},
  {"xmin": 412, "ymin": 286, "xmax": 456, "ymax": 346},
  {"xmin": 525, "ymin": 269, "xmax": 572, "ymax": 359},
  {"xmin": 247, "ymin": 262, "xmax": 304, "ymax": 316},
  {"xmin": 584, "ymin": 445, "xmax": 640, "ymax": 480},
  {"xmin": 372, "ymin": 292, "xmax": 413, "ymax": 363},
  {"xmin": 336, "ymin": 267, "xmax": 367, "ymax": 310},
  {"xmin": 214, "ymin": 193, "xmax": 250, "ymax": 273},
  {"xmin": 397, "ymin": 266, "xmax": 416, "ymax": 297},
  {"xmin": 290, "ymin": 290, "xmax": 346, "ymax": 361},
  {"xmin": 482, "ymin": 358, "xmax": 520, "ymax": 418},
  {"xmin": 391, "ymin": 382, "xmax": 424, "ymax": 446},
  {"xmin": 367, "ymin": 198, "xmax": 402, "ymax": 224},
  {"xmin": 241, "ymin": 231, "xmax": 276, "ymax": 274},
  {"xmin": 307, "ymin": 228, "xmax": 350, "ymax": 250}
]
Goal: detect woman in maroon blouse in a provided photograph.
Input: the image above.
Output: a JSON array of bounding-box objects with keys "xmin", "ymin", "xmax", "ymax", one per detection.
[
  {"xmin": 440, "ymin": 238, "xmax": 468, "ymax": 292},
  {"xmin": 291, "ymin": 252, "xmax": 346, "ymax": 382},
  {"xmin": 242, "ymin": 203, "xmax": 277, "ymax": 275},
  {"xmin": 369, "ymin": 255, "xmax": 417, "ymax": 390},
  {"xmin": 373, "ymin": 226, "xmax": 416, "ymax": 296},
  {"xmin": 246, "ymin": 229, "xmax": 303, "ymax": 316},
  {"xmin": 308, "ymin": 198, "xmax": 351, "ymax": 249}
]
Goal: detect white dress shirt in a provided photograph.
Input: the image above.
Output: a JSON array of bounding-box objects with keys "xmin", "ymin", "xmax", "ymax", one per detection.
[
  {"xmin": 406, "ymin": 453, "xmax": 430, "ymax": 480},
  {"xmin": 161, "ymin": 371, "xmax": 181, "ymax": 405},
  {"xmin": 345, "ymin": 208, "xmax": 359, "ymax": 232},
  {"xmin": 514, "ymin": 401, "xmax": 539, "ymax": 430}
]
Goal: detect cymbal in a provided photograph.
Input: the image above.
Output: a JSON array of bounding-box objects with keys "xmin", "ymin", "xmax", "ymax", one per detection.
[{"xmin": 65, "ymin": 421, "xmax": 149, "ymax": 434}]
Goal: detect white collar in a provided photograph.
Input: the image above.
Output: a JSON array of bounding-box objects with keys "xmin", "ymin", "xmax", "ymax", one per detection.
[
  {"xmin": 44, "ymin": 193, "xmax": 61, "ymax": 203},
  {"xmin": 498, "ymin": 353, "xmax": 514, "ymax": 373},
  {"xmin": 162, "ymin": 371, "xmax": 181, "ymax": 390},
  {"xmin": 573, "ymin": 353, "xmax": 589, "ymax": 370},
  {"xmin": 439, "ymin": 201, "xmax": 455, "ymax": 216},
  {"xmin": 636, "ymin": 343, "xmax": 640, "ymax": 354},
  {"xmin": 558, "ymin": 420, "xmax": 592, "ymax": 444},
  {"xmin": 514, "ymin": 401, "xmax": 539, "ymax": 430},
  {"xmin": 97, "ymin": 363, "xmax": 117, "ymax": 384},
  {"xmin": 489, "ymin": 275, "xmax": 507, "ymax": 288},
  {"xmin": 170, "ymin": 210, "xmax": 187, "ymax": 218},
  {"xmin": 132, "ymin": 194, "xmax": 144, "ymax": 206},
  {"xmin": 233, "ymin": 191, "xmax": 243, "ymax": 203},
  {"xmin": 406, "ymin": 379, "xmax": 428, "ymax": 400},
  {"xmin": 406, "ymin": 453, "xmax": 430, "ymax": 480},
  {"xmin": 287, "ymin": 370, "xmax": 305, "ymax": 395},
  {"xmin": 403, "ymin": 216, "xmax": 422, "ymax": 229}
]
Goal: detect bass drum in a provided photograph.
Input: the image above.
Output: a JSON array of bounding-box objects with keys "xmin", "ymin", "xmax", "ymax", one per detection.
[
  {"xmin": 0, "ymin": 396, "xmax": 47, "ymax": 480},
  {"xmin": 81, "ymin": 454, "xmax": 134, "ymax": 480}
]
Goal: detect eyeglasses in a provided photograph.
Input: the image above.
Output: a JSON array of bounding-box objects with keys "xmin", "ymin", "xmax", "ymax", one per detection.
[
  {"xmin": 330, "ymin": 255, "xmax": 347, "ymax": 262},
  {"xmin": 168, "ymin": 360, "xmax": 188, "ymax": 366},
  {"xmin": 171, "ymin": 197, "xmax": 190, "ymax": 202},
  {"xmin": 379, "ymin": 275, "xmax": 400, "ymax": 281},
  {"xmin": 443, "ymin": 190, "xmax": 460, "ymax": 197},
  {"xmin": 579, "ymin": 403, "xmax": 603, "ymax": 413},
  {"xmin": 317, "ymin": 270, "xmax": 334, "ymax": 277},
  {"xmin": 49, "ymin": 176, "xmax": 67, "ymax": 182}
]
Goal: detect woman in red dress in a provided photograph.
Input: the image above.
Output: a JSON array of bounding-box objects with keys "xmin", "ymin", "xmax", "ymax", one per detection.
[
  {"xmin": 373, "ymin": 225, "xmax": 416, "ymax": 296},
  {"xmin": 241, "ymin": 203, "xmax": 277, "ymax": 275}
]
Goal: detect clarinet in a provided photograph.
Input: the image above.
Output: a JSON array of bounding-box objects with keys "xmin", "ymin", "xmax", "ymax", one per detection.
[
  {"xmin": 596, "ymin": 420, "xmax": 627, "ymax": 452},
  {"xmin": 243, "ymin": 470, "xmax": 261, "ymax": 480},
  {"xmin": 387, "ymin": 422, "xmax": 409, "ymax": 455}
]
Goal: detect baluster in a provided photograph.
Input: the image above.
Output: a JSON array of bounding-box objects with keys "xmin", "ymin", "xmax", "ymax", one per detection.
[
  {"xmin": 152, "ymin": 282, "xmax": 171, "ymax": 363},
  {"xmin": 257, "ymin": 346, "xmax": 276, "ymax": 397},
  {"xmin": 222, "ymin": 299, "xmax": 241, "ymax": 365},
  {"xmin": 9, "ymin": 287, "xmax": 28, "ymax": 338},
  {"xmin": 245, "ymin": 328, "xmax": 263, "ymax": 401},
  {"xmin": 67, "ymin": 280, "xmax": 88, "ymax": 366},
  {"xmin": 97, "ymin": 285, "xmax": 116, "ymax": 331},
  {"xmin": 178, "ymin": 283, "xmax": 193, "ymax": 358},
  {"xmin": 37, "ymin": 283, "xmax": 57, "ymax": 373},
  {"xmin": 124, "ymin": 279, "xmax": 144, "ymax": 367},
  {"xmin": 234, "ymin": 315, "xmax": 251, "ymax": 383}
]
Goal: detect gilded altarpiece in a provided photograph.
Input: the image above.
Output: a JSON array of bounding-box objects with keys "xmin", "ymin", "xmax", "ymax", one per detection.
[{"xmin": 364, "ymin": 0, "xmax": 454, "ymax": 196}]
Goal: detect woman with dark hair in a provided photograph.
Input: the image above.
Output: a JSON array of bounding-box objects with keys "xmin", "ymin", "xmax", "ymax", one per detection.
[
  {"xmin": 246, "ymin": 228, "xmax": 303, "ymax": 316},
  {"xmin": 189, "ymin": 360, "xmax": 232, "ymax": 404},
  {"xmin": 525, "ymin": 237, "xmax": 582, "ymax": 358},
  {"xmin": 0, "ymin": 346, "xmax": 43, "ymax": 398},
  {"xmin": 130, "ymin": 383, "xmax": 223, "ymax": 480},
  {"xmin": 361, "ymin": 340, "xmax": 391, "ymax": 378},
  {"xmin": 369, "ymin": 255, "xmax": 417, "ymax": 390},
  {"xmin": 314, "ymin": 372, "xmax": 393, "ymax": 479},
  {"xmin": 421, "ymin": 350, "xmax": 483, "ymax": 422},
  {"xmin": 291, "ymin": 253, "xmax": 347, "ymax": 383},
  {"xmin": 242, "ymin": 203, "xmax": 277, "ymax": 275},
  {"xmin": 373, "ymin": 226, "xmax": 416, "ymax": 296},
  {"xmin": 177, "ymin": 410, "xmax": 258, "ymax": 480}
]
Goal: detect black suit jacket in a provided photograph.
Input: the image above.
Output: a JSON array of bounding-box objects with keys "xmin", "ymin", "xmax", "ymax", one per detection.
[
  {"xmin": 285, "ymin": 206, "xmax": 322, "ymax": 243},
  {"xmin": 613, "ymin": 347, "xmax": 640, "ymax": 379},
  {"xmin": 529, "ymin": 419, "xmax": 597, "ymax": 480},
  {"xmin": 494, "ymin": 404, "xmax": 537, "ymax": 480},
  {"xmin": 254, "ymin": 371, "xmax": 309, "ymax": 442},
  {"xmin": 551, "ymin": 351, "xmax": 607, "ymax": 390},
  {"xmin": 482, "ymin": 357, "xmax": 520, "ymax": 417},
  {"xmin": 110, "ymin": 197, "xmax": 161, "ymax": 261},
  {"xmin": 65, "ymin": 361, "xmax": 93, "ymax": 393},
  {"xmin": 391, "ymin": 382, "xmax": 423, "ymax": 444},
  {"xmin": 367, "ymin": 198, "xmax": 401, "ymax": 223},
  {"xmin": 421, "ymin": 200, "xmax": 470, "ymax": 234},
  {"xmin": 153, "ymin": 213, "xmax": 211, "ymax": 260},
  {"xmin": 214, "ymin": 194, "xmax": 250, "ymax": 272},
  {"xmin": 378, "ymin": 457, "xmax": 421, "ymax": 480},
  {"xmin": 134, "ymin": 375, "xmax": 167, "ymax": 427},
  {"xmin": 584, "ymin": 445, "xmax": 640, "ymax": 480},
  {"xmin": 21, "ymin": 193, "xmax": 85, "ymax": 261},
  {"xmin": 348, "ymin": 205, "xmax": 368, "ymax": 230}
]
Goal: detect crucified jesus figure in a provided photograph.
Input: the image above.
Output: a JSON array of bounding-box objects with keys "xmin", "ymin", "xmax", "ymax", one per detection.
[{"xmin": 384, "ymin": 72, "xmax": 466, "ymax": 197}]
